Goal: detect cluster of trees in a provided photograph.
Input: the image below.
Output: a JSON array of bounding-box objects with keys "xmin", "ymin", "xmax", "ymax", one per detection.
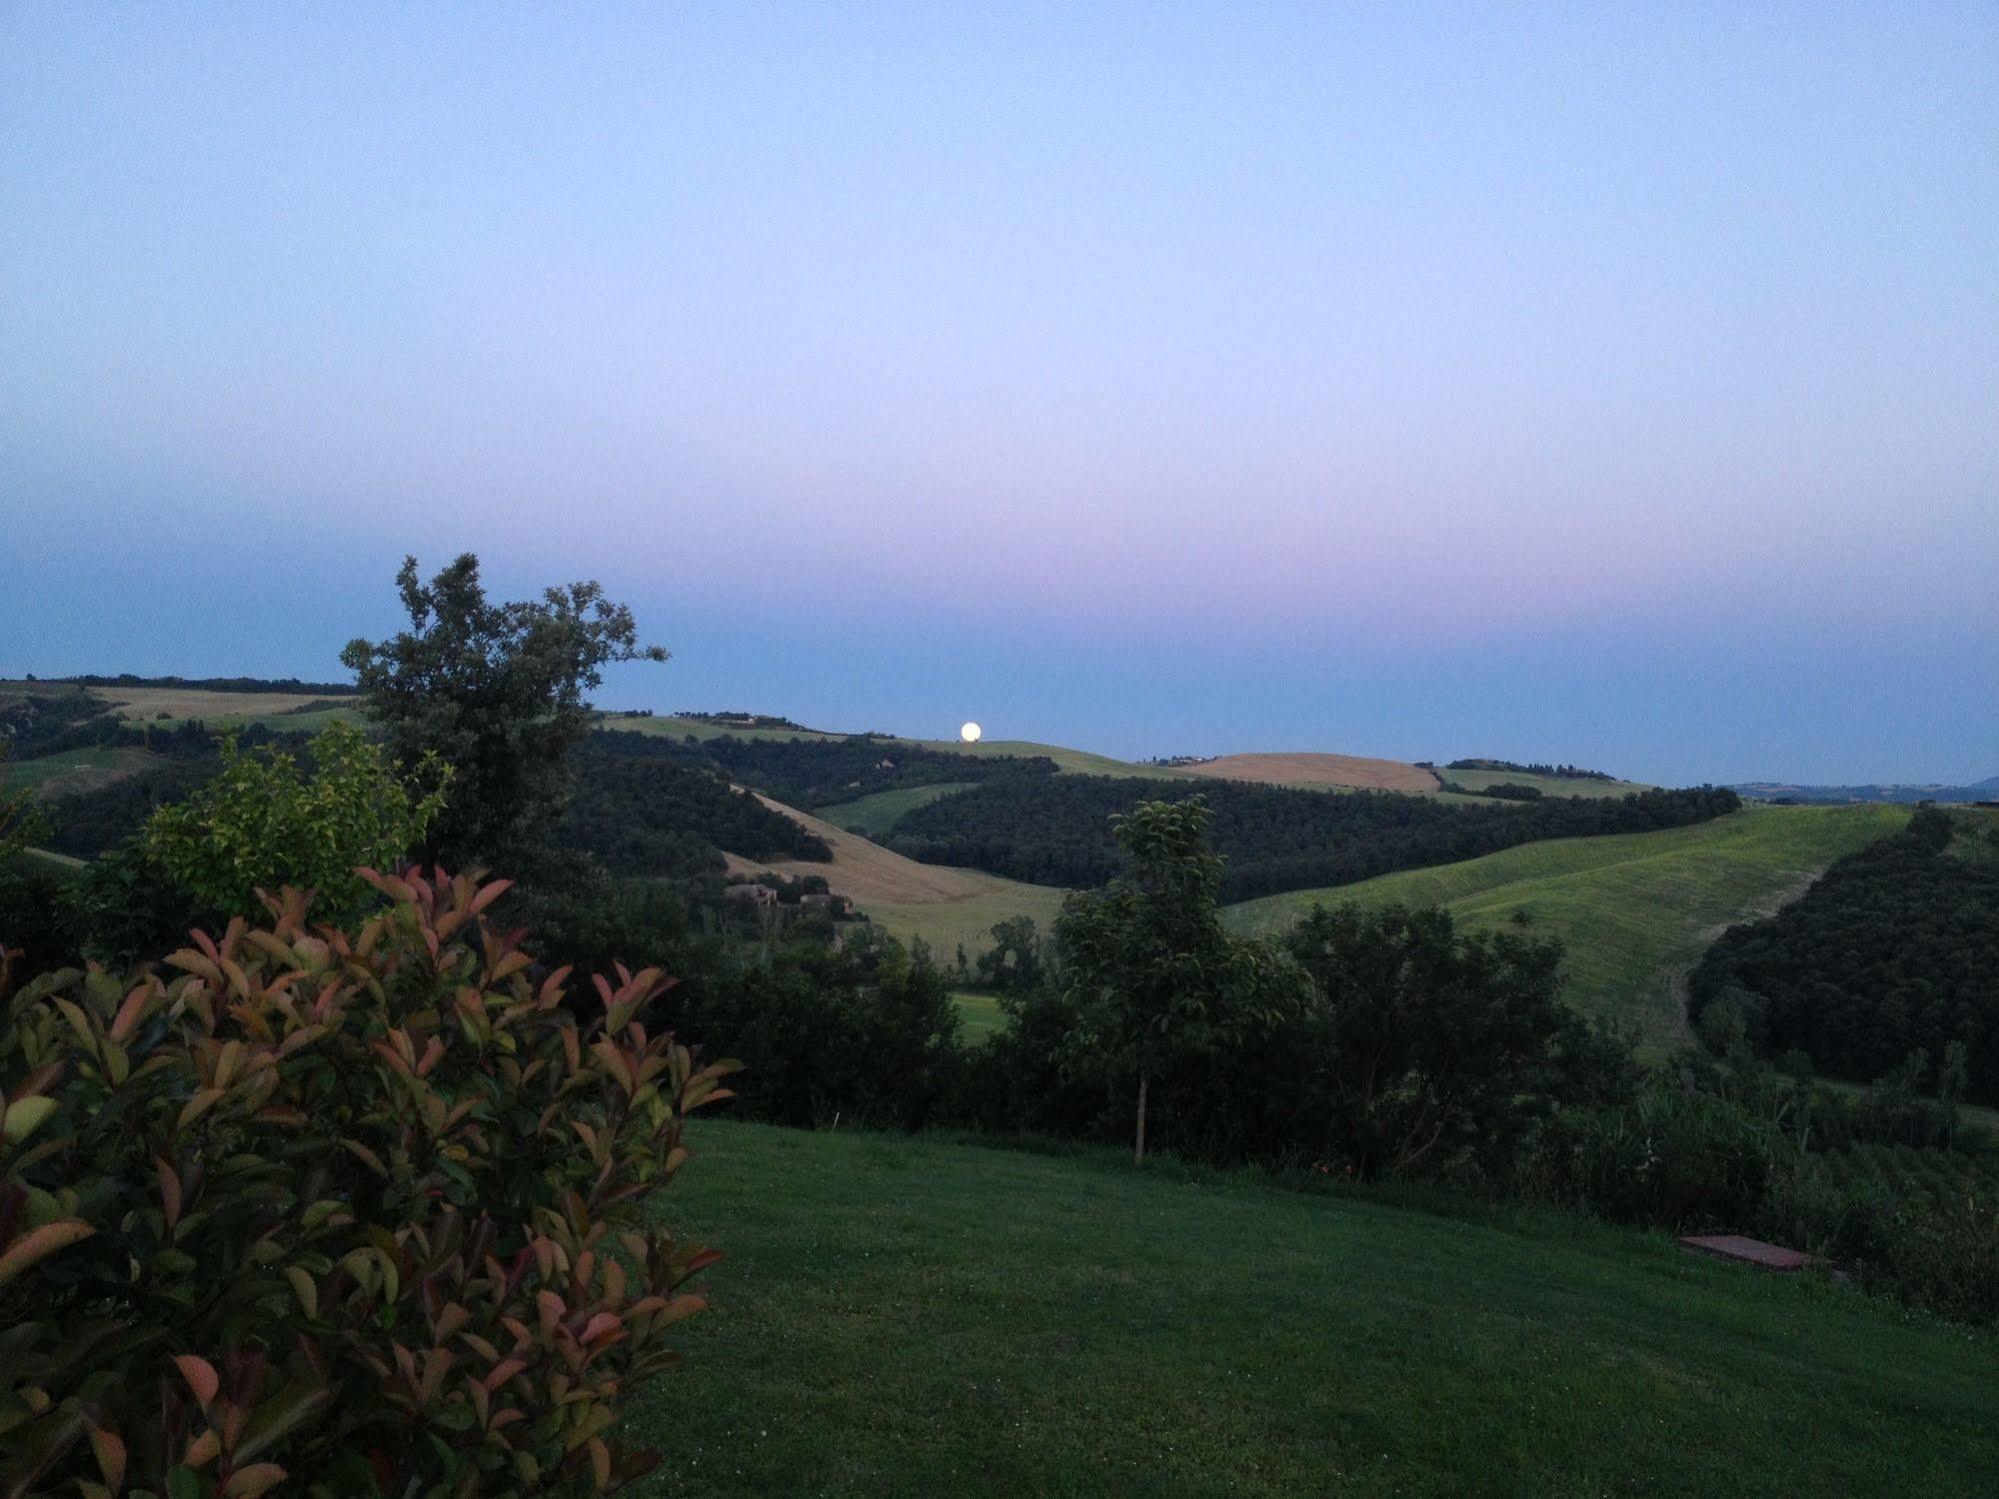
[
  {"xmin": 1690, "ymin": 808, "xmax": 1999, "ymax": 1102},
  {"xmin": 558, "ymin": 745, "xmax": 831, "ymax": 877},
  {"xmin": 962, "ymin": 796, "xmax": 1636, "ymax": 1174},
  {"xmin": 2, "ymin": 701, "xmax": 254, "ymax": 762},
  {"xmin": 1441, "ymin": 780, "xmax": 1544, "ymax": 800},
  {"xmin": 886, "ymin": 777, "xmax": 1740, "ymax": 901},
  {"xmin": 589, "ymin": 726, "xmax": 1056, "ymax": 809},
  {"xmin": 0, "ymin": 688, "xmax": 120, "ymax": 757},
  {"xmin": 1445, "ymin": 758, "xmax": 1617, "ymax": 781}
]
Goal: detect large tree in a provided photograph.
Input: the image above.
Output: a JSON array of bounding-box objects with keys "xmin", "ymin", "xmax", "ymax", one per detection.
[
  {"xmin": 1056, "ymin": 795, "xmax": 1290, "ymax": 1165},
  {"xmin": 342, "ymin": 554, "xmax": 666, "ymax": 867}
]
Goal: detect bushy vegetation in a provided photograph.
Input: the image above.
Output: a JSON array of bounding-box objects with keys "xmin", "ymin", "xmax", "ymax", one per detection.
[
  {"xmin": 1523, "ymin": 1055, "xmax": 1999, "ymax": 1325},
  {"xmin": 1690, "ymin": 807, "xmax": 1999, "ymax": 1100},
  {"xmin": 676, "ymin": 928, "xmax": 962, "ymax": 1132},
  {"xmin": 889, "ymin": 774, "xmax": 1740, "ymax": 901},
  {"xmin": 0, "ymin": 869, "xmax": 735, "ymax": 1495},
  {"xmin": 142, "ymin": 721, "xmax": 449, "ymax": 924}
]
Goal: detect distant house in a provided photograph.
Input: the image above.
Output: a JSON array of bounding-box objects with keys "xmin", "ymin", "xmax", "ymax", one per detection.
[{"xmin": 724, "ymin": 883, "xmax": 777, "ymax": 906}]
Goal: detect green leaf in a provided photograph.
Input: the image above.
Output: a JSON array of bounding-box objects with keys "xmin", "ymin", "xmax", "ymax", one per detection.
[
  {"xmin": 234, "ymin": 1380, "xmax": 331, "ymax": 1462},
  {"xmin": 1, "ymin": 1095, "xmax": 58, "ymax": 1144}
]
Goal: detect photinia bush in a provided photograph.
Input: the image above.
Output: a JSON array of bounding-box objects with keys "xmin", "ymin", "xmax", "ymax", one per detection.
[{"xmin": 0, "ymin": 867, "xmax": 736, "ymax": 1496}]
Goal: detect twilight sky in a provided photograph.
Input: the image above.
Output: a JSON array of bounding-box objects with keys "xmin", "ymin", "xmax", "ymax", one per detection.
[{"xmin": 3, "ymin": 4, "xmax": 1994, "ymax": 785}]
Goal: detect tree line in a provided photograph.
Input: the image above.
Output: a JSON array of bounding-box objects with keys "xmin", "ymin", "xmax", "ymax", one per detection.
[
  {"xmin": 885, "ymin": 775, "xmax": 1741, "ymax": 901},
  {"xmin": 1690, "ymin": 807, "xmax": 1999, "ymax": 1103},
  {"xmin": 1443, "ymin": 758, "xmax": 1617, "ymax": 781}
]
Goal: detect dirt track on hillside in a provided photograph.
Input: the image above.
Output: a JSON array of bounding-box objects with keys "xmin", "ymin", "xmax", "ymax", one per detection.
[{"xmin": 1192, "ymin": 753, "xmax": 1441, "ymax": 793}]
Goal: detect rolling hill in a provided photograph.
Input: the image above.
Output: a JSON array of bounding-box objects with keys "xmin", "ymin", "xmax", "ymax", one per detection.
[{"xmin": 1225, "ymin": 803, "xmax": 1909, "ymax": 1049}]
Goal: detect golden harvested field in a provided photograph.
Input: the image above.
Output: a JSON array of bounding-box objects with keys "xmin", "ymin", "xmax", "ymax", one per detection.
[
  {"xmin": 724, "ymin": 795, "xmax": 1067, "ymax": 952},
  {"xmin": 1191, "ymin": 751, "xmax": 1441, "ymax": 792},
  {"xmin": 92, "ymin": 685, "xmax": 351, "ymax": 723}
]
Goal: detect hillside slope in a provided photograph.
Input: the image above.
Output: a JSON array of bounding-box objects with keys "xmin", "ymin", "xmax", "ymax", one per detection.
[
  {"xmin": 1194, "ymin": 750, "xmax": 1440, "ymax": 791},
  {"xmin": 638, "ymin": 1122, "xmax": 1999, "ymax": 1497},
  {"xmin": 722, "ymin": 793, "xmax": 1067, "ymax": 952},
  {"xmin": 1226, "ymin": 804, "xmax": 1909, "ymax": 1047}
]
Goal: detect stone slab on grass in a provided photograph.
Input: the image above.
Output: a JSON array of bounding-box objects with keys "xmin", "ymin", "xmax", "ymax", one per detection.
[{"xmin": 1678, "ymin": 1234, "xmax": 1816, "ymax": 1271}]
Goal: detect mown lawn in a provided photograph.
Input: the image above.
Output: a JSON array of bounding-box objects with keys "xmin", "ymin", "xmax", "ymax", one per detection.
[
  {"xmin": 633, "ymin": 1123, "xmax": 1995, "ymax": 1496},
  {"xmin": 1225, "ymin": 804, "xmax": 1908, "ymax": 1049}
]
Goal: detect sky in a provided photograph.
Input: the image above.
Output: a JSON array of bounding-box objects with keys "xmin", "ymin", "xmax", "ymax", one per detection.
[{"xmin": 3, "ymin": 3, "xmax": 1994, "ymax": 785}]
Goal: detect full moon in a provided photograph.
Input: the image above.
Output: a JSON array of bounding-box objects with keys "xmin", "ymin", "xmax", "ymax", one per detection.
[{"xmin": 960, "ymin": 721, "xmax": 982, "ymax": 743}]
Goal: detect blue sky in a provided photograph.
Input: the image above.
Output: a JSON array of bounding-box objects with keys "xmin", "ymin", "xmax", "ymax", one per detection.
[{"xmin": 3, "ymin": 3, "xmax": 1994, "ymax": 784}]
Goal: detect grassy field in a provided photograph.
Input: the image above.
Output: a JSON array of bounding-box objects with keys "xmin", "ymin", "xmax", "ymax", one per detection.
[
  {"xmin": 814, "ymin": 782, "xmax": 978, "ymax": 837},
  {"xmin": 0, "ymin": 745, "xmax": 155, "ymax": 796},
  {"xmin": 862, "ymin": 880, "xmax": 1070, "ymax": 962},
  {"xmin": 85, "ymin": 684, "xmax": 346, "ymax": 721},
  {"xmin": 1225, "ymin": 804, "xmax": 1910, "ymax": 1049},
  {"xmin": 951, "ymin": 991, "xmax": 1006, "ymax": 1043},
  {"xmin": 633, "ymin": 1121, "xmax": 1996, "ymax": 1497},
  {"xmin": 1443, "ymin": 768, "xmax": 1655, "ymax": 800}
]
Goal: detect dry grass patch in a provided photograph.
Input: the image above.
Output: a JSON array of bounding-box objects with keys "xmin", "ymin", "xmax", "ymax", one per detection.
[
  {"xmin": 93, "ymin": 685, "xmax": 345, "ymax": 722},
  {"xmin": 1194, "ymin": 752, "xmax": 1440, "ymax": 792}
]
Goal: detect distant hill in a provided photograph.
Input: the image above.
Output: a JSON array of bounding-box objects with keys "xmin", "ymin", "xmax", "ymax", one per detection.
[
  {"xmin": 1733, "ymin": 776, "xmax": 1999, "ymax": 805},
  {"xmin": 1226, "ymin": 803, "xmax": 1910, "ymax": 1051}
]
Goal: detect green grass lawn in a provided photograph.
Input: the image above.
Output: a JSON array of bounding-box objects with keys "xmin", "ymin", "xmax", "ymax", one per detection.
[
  {"xmin": 951, "ymin": 991, "xmax": 1005, "ymax": 1042},
  {"xmin": 1443, "ymin": 768, "xmax": 1656, "ymax": 800},
  {"xmin": 633, "ymin": 1122, "xmax": 1996, "ymax": 1496},
  {"xmin": 1225, "ymin": 804, "xmax": 1909, "ymax": 1050},
  {"xmin": 860, "ymin": 880, "xmax": 1069, "ymax": 961},
  {"xmin": 814, "ymin": 782, "xmax": 979, "ymax": 837}
]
